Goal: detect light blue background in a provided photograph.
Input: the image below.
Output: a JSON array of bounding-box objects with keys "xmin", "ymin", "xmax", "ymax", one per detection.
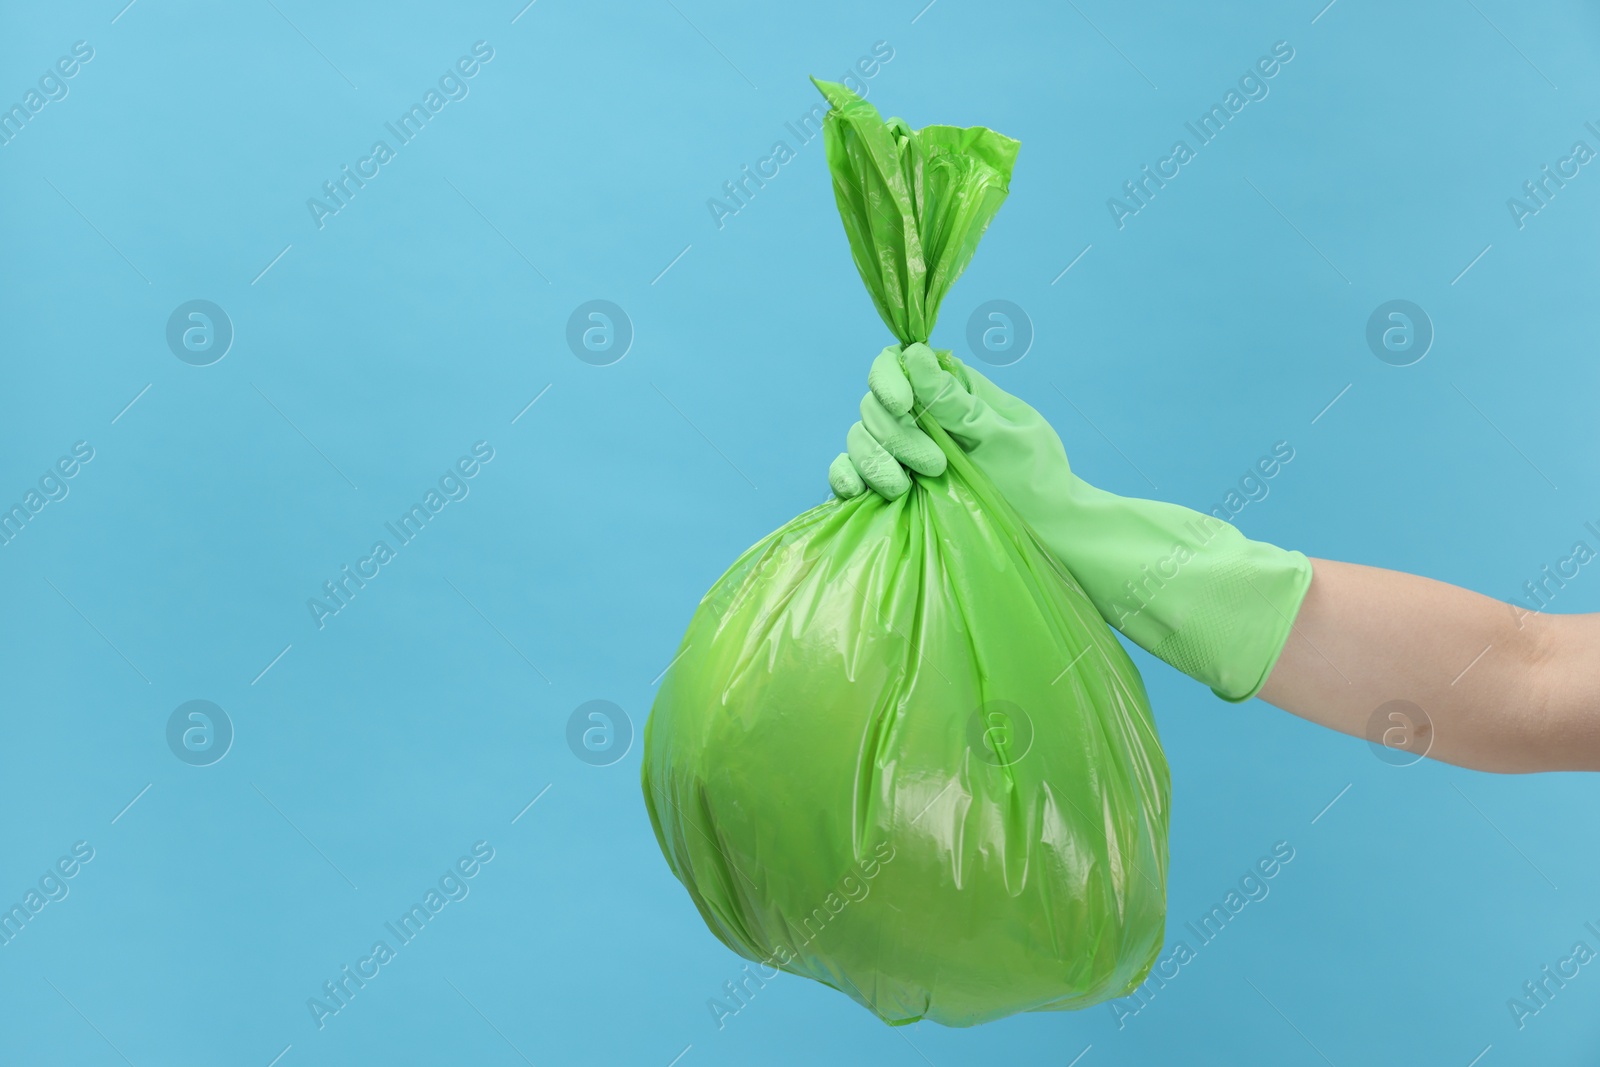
[{"xmin": 3, "ymin": 0, "xmax": 1599, "ymax": 1063}]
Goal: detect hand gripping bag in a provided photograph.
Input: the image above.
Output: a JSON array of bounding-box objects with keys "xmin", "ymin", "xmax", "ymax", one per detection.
[{"xmin": 641, "ymin": 80, "xmax": 1170, "ymax": 1027}]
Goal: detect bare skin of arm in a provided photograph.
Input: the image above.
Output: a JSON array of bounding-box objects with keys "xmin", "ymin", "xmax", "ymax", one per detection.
[{"xmin": 1257, "ymin": 559, "xmax": 1600, "ymax": 773}]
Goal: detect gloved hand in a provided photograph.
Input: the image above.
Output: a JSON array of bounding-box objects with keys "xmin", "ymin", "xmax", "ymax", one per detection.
[{"xmin": 829, "ymin": 343, "xmax": 1313, "ymax": 702}]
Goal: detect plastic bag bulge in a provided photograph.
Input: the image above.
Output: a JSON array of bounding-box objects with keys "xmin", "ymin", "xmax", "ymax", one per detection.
[{"xmin": 641, "ymin": 80, "xmax": 1170, "ymax": 1028}]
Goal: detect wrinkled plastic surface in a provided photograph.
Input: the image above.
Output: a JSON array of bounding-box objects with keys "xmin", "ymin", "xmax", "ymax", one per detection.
[{"xmin": 641, "ymin": 81, "xmax": 1171, "ymax": 1028}]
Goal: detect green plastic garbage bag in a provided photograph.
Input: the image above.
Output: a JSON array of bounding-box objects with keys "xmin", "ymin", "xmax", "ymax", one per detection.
[{"xmin": 641, "ymin": 79, "xmax": 1171, "ymax": 1028}]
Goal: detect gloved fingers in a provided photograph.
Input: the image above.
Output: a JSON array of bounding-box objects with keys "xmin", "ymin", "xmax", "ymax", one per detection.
[
  {"xmin": 845, "ymin": 421, "xmax": 912, "ymax": 500},
  {"xmin": 867, "ymin": 346, "xmax": 913, "ymax": 416},
  {"xmin": 903, "ymin": 342, "xmax": 981, "ymax": 428},
  {"xmin": 828, "ymin": 452, "xmax": 866, "ymax": 499},
  {"xmin": 859, "ymin": 391, "xmax": 947, "ymax": 478}
]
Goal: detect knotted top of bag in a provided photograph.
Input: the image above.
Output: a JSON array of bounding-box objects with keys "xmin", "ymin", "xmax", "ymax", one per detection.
[{"xmin": 812, "ymin": 78, "xmax": 1020, "ymax": 347}]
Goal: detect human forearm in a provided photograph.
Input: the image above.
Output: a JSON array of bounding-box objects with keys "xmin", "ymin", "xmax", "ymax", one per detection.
[
  {"xmin": 1259, "ymin": 558, "xmax": 1600, "ymax": 773},
  {"xmin": 829, "ymin": 351, "xmax": 1600, "ymax": 772}
]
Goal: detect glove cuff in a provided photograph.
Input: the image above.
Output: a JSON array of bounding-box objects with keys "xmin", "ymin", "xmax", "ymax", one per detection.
[
  {"xmin": 1043, "ymin": 485, "xmax": 1313, "ymax": 701},
  {"xmin": 1199, "ymin": 547, "xmax": 1313, "ymax": 702}
]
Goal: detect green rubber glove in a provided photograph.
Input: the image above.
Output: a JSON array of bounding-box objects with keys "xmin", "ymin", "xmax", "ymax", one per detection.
[{"xmin": 829, "ymin": 343, "xmax": 1313, "ymax": 702}]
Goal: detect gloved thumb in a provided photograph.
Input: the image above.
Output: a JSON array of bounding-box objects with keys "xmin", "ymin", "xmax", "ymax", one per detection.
[{"xmin": 904, "ymin": 343, "xmax": 992, "ymax": 444}]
